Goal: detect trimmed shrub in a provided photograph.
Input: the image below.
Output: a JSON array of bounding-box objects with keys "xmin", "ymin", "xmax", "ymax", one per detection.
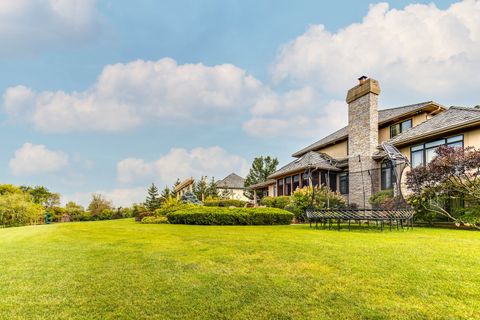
[
  {"xmin": 260, "ymin": 196, "xmax": 276, "ymax": 207},
  {"xmin": 273, "ymin": 196, "xmax": 290, "ymax": 209},
  {"xmin": 141, "ymin": 216, "xmax": 169, "ymax": 224},
  {"xmin": 203, "ymin": 199, "xmax": 247, "ymax": 207},
  {"xmin": 288, "ymin": 186, "xmax": 347, "ymax": 221},
  {"xmin": 167, "ymin": 206, "xmax": 293, "ymax": 225}
]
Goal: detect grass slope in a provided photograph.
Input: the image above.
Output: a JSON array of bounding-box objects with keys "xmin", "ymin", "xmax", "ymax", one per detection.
[{"xmin": 0, "ymin": 219, "xmax": 479, "ymax": 320}]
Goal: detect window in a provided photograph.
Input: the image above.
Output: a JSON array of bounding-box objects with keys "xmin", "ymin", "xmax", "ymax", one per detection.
[
  {"xmin": 381, "ymin": 161, "xmax": 393, "ymax": 190},
  {"xmin": 277, "ymin": 179, "xmax": 283, "ymax": 196},
  {"xmin": 329, "ymin": 173, "xmax": 337, "ymax": 192},
  {"xmin": 339, "ymin": 174, "xmax": 349, "ymax": 194},
  {"xmin": 285, "ymin": 177, "xmax": 292, "ymax": 196},
  {"xmin": 410, "ymin": 135, "xmax": 464, "ymax": 167},
  {"xmin": 390, "ymin": 119, "xmax": 413, "ymax": 138},
  {"xmin": 312, "ymin": 172, "xmax": 319, "ymax": 187},
  {"xmin": 293, "ymin": 175, "xmax": 300, "ymax": 191},
  {"xmin": 302, "ymin": 173, "xmax": 309, "ymax": 187}
]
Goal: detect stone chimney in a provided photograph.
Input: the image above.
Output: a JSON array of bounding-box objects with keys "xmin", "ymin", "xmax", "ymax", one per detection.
[{"xmin": 346, "ymin": 76, "xmax": 380, "ymax": 208}]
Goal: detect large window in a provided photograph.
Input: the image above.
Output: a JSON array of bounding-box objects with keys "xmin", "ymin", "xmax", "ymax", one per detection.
[
  {"xmin": 320, "ymin": 172, "xmax": 337, "ymax": 192},
  {"xmin": 285, "ymin": 177, "xmax": 292, "ymax": 196},
  {"xmin": 411, "ymin": 135, "xmax": 464, "ymax": 167},
  {"xmin": 302, "ymin": 173, "xmax": 309, "ymax": 187},
  {"xmin": 339, "ymin": 173, "xmax": 349, "ymax": 195},
  {"xmin": 312, "ymin": 172, "xmax": 319, "ymax": 187},
  {"xmin": 390, "ymin": 119, "xmax": 412, "ymax": 138},
  {"xmin": 381, "ymin": 161, "xmax": 393, "ymax": 190},
  {"xmin": 293, "ymin": 175, "xmax": 300, "ymax": 191},
  {"xmin": 277, "ymin": 179, "xmax": 284, "ymax": 196}
]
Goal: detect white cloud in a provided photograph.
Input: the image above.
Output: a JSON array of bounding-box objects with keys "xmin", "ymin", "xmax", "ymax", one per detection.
[
  {"xmin": 244, "ymin": 85, "xmax": 347, "ymax": 138},
  {"xmin": 0, "ymin": 0, "xmax": 100, "ymax": 55},
  {"xmin": 3, "ymin": 58, "xmax": 264, "ymax": 132},
  {"xmin": 272, "ymin": 1, "xmax": 480, "ymax": 101},
  {"xmin": 63, "ymin": 187, "xmax": 146, "ymax": 208},
  {"xmin": 117, "ymin": 146, "xmax": 250, "ymax": 186},
  {"xmin": 9, "ymin": 143, "xmax": 69, "ymax": 176}
]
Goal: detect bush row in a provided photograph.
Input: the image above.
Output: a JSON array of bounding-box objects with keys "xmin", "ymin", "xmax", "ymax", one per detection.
[
  {"xmin": 166, "ymin": 206, "xmax": 293, "ymax": 225},
  {"xmin": 202, "ymin": 199, "xmax": 247, "ymax": 207},
  {"xmin": 260, "ymin": 196, "xmax": 290, "ymax": 209}
]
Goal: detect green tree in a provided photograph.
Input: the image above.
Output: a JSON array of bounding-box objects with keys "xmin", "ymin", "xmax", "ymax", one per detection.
[
  {"xmin": 88, "ymin": 194, "xmax": 113, "ymax": 219},
  {"xmin": 207, "ymin": 177, "xmax": 218, "ymax": 199},
  {"xmin": 21, "ymin": 186, "xmax": 60, "ymax": 209},
  {"xmin": 145, "ymin": 183, "xmax": 161, "ymax": 211},
  {"xmin": 193, "ymin": 177, "xmax": 209, "ymax": 201},
  {"xmin": 0, "ymin": 193, "xmax": 44, "ymax": 227},
  {"xmin": 244, "ymin": 156, "xmax": 279, "ymax": 199},
  {"xmin": 160, "ymin": 186, "xmax": 171, "ymax": 203},
  {"xmin": 64, "ymin": 201, "xmax": 85, "ymax": 221}
]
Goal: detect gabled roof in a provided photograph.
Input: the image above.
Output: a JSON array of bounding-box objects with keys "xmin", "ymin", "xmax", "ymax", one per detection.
[
  {"xmin": 292, "ymin": 101, "xmax": 445, "ymax": 157},
  {"xmin": 216, "ymin": 173, "xmax": 245, "ymax": 189},
  {"xmin": 268, "ymin": 151, "xmax": 340, "ymax": 179},
  {"xmin": 388, "ymin": 106, "xmax": 480, "ymax": 147}
]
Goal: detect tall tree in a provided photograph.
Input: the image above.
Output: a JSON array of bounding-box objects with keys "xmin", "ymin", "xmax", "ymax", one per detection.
[
  {"xmin": 160, "ymin": 186, "xmax": 171, "ymax": 203},
  {"xmin": 244, "ymin": 156, "xmax": 279, "ymax": 199},
  {"xmin": 207, "ymin": 177, "xmax": 218, "ymax": 199},
  {"xmin": 145, "ymin": 183, "xmax": 162, "ymax": 211},
  {"xmin": 193, "ymin": 176, "xmax": 209, "ymax": 201},
  {"xmin": 87, "ymin": 194, "xmax": 112, "ymax": 218}
]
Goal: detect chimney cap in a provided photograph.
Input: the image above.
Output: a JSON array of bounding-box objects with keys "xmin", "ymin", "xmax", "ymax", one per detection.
[{"xmin": 358, "ymin": 75, "xmax": 368, "ymax": 81}]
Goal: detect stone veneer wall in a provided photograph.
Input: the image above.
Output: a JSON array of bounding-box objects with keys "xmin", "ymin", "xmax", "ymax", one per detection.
[{"xmin": 347, "ymin": 89, "xmax": 380, "ymax": 208}]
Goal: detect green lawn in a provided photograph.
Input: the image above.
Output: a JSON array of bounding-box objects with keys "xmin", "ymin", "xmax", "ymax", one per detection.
[{"xmin": 0, "ymin": 220, "xmax": 479, "ymax": 319}]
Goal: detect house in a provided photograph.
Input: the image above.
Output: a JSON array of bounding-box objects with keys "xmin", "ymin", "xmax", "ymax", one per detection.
[
  {"xmin": 250, "ymin": 76, "xmax": 480, "ymax": 208},
  {"xmin": 216, "ymin": 173, "xmax": 249, "ymax": 201},
  {"xmin": 174, "ymin": 178, "xmax": 194, "ymax": 200}
]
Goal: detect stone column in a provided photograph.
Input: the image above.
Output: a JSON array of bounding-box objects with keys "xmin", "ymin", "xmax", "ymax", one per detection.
[{"xmin": 346, "ymin": 77, "xmax": 381, "ymax": 209}]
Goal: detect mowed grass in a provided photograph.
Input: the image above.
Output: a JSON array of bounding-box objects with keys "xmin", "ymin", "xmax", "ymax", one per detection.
[{"xmin": 0, "ymin": 220, "xmax": 479, "ymax": 320}]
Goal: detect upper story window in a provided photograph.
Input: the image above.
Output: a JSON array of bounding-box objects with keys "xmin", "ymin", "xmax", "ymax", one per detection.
[
  {"xmin": 410, "ymin": 134, "xmax": 464, "ymax": 167},
  {"xmin": 390, "ymin": 119, "xmax": 412, "ymax": 138}
]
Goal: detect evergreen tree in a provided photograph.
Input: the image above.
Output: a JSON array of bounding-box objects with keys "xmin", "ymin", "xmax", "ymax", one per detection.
[
  {"xmin": 160, "ymin": 186, "xmax": 171, "ymax": 203},
  {"xmin": 244, "ymin": 156, "xmax": 279, "ymax": 199},
  {"xmin": 193, "ymin": 176, "xmax": 209, "ymax": 201},
  {"xmin": 207, "ymin": 177, "xmax": 218, "ymax": 199},
  {"xmin": 145, "ymin": 183, "xmax": 161, "ymax": 211}
]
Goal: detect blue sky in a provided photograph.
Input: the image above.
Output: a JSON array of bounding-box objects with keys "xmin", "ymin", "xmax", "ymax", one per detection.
[{"xmin": 0, "ymin": 0, "xmax": 476, "ymax": 206}]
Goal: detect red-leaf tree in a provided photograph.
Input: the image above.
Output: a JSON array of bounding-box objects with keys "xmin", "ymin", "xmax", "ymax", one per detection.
[{"xmin": 406, "ymin": 145, "xmax": 480, "ymax": 229}]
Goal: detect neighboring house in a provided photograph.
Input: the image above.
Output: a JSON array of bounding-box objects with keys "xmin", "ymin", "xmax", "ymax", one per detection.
[
  {"xmin": 175, "ymin": 178, "xmax": 194, "ymax": 200},
  {"xmin": 251, "ymin": 76, "xmax": 480, "ymax": 208},
  {"xmin": 216, "ymin": 173, "xmax": 249, "ymax": 201}
]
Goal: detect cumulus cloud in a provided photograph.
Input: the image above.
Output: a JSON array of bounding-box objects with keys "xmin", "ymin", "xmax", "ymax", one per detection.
[
  {"xmin": 272, "ymin": 1, "xmax": 480, "ymax": 100},
  {"xmin": 63, "ymin": 187, "xmax": 146, "ymax": 208},
  {"xmin": 117, "ymin": 146, "xmax": 249, "ymax": 186},
  {"xmin": 0, "ymin": 0, "xmax": 101, "ymax": 55},
  {"xmin": 9, "ymin": 143, "xmax": 69, "ymax": 176},
  {"xmin": 3, "ymin": 58, "xmax": 263, "ymax": 132},
  {"xmin": 244, "ymin": 86, "xmax": 347, "ymax": 138}
]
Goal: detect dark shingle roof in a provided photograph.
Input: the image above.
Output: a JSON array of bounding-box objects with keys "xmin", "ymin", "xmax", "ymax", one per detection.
[
  {"xmin": 388, "ymin": 106, "xmax": 480, "ymax": 146},
  {"xmin": 216, "ymin": 173, "xmax": 246, "ymax": 189},
  {"xmin": 268, "ymin": 151, "xmax": 340, "ymax": 179},
  {"xmin": 292, "ymin": 101, "xmax": 444, "ymax": 157}
]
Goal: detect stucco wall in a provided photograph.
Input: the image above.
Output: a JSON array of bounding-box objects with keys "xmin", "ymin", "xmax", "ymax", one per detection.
[
  {"xmin": 317, "ymin": 141, "xmax": 348, "ymax": 158},
  {"xmin": 378, "ymin": 112, "xmax": 430, "ymax": 143}
]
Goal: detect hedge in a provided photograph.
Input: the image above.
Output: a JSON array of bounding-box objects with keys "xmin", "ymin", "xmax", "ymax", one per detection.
[
  {"xmin": 167, "ymin": 206, "xmax": 293, "ymax": 225},
  {"xmin": 203, "ymin": 199, "xmax": 247, "ymax": 207},
  {"xmin": 141, "ymin": 216, "xmax": 168, "ymax": 224},
  {"xmin": 260, "ymin": 196, "xmax": 290, "ymax": 209}
]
